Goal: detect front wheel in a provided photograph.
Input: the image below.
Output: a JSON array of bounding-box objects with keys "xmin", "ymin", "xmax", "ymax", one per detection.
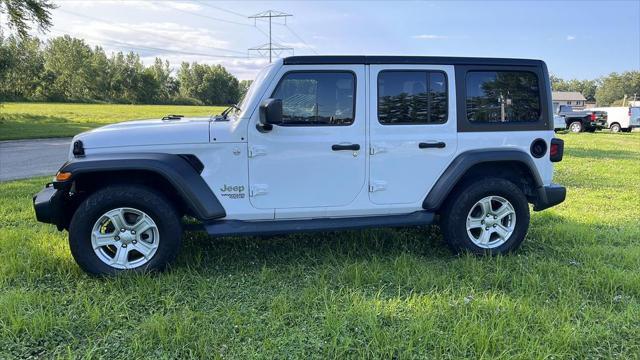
[
  {"xmin": 569, "ymin": 121, "xmax": 583, "ymax": 133},
  {"xmin": 440, "ymin": 178, "xmax": 530, "ymax": 255},
  {"xmin": 68, "ymin": 185, "xmax": 182, "ymax": 276}
]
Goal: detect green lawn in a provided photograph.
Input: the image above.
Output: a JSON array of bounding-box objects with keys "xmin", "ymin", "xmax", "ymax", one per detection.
[
  {"xmin": 0, "ymin": 102, "xmax": 226, "ymax": 141},
  {"xmin": 1, "ymin": 133, "xmax": 639, "ymax": 358}
]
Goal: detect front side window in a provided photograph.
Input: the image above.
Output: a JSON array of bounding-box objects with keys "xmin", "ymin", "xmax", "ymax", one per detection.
[
  {"xmin": 465, "ymin": 71, "xmax": 541, "ymax": 123},
  {"xmin": 377, "ymin": 71, "xmax": 448, "ymax": 124},
  {"xmin": 271, "ymin": 72, "xmax": 355, "ymax": 126}
]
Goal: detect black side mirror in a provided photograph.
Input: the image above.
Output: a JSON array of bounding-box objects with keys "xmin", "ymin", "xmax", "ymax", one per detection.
[{"xmin": 257, "ymin": 98, "xmax": 282, "ymax": 133}]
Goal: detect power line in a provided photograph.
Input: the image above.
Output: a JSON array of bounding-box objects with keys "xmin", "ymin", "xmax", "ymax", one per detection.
[
  {"xmin": 284, "ymin": 24, "xmax": 319, "ymax": 55},
  {"xmin": 51, "ymin": 29, "xmax": 260, "ymax": 59},
  {"xmin": 248, "ymin": 10, "xmax": 293, "ymax": 63},
  {"xmin": 167, "ymin": 6, "xmax": 255, "ymax": 28},
  {"xmin": 59, "ymin": 8, "xmax": 249, "ymax": 55},
  {"xmin": 196, "ymin": 2, "xmax": 248, "ymax": 18}
]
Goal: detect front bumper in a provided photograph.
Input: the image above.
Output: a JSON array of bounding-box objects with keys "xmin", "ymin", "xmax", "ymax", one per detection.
[
  {"xmin": 33, "ymin": 184, "xmax": 67, "ymax": 230},
  {"xmin": 533, "ymin": 184, "xmax": 566, "ymax": 211}
]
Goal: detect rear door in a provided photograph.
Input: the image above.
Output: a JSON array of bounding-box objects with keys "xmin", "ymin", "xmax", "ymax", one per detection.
[{"xmin": 368, "ymin": 65, "xmax": 458, "ymax": 205}]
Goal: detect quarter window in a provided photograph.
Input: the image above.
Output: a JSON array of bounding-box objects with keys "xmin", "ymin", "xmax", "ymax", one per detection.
[
  {"xmin": 465, "ymin": 71, "xmax": 541, "ymax": 123},
  {"xmin": 377, "ymin": 71, "xmax": 448, "ymax": 124},
  {"xmin": 271, "ymin": 72, "xmax": 355, "ymax": 126}
]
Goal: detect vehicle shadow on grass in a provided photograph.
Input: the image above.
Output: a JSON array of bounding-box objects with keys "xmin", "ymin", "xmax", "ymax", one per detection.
[
  {"xmin": 176, "ymin": 210, "xmax": 638, "ymax": 276},
  {"xmin": 0, "ymin": 113, "xmax": 103, "ymax": 140},
  {"xmin": 565, "ymin": 147, "xmax": 639, "ymax": 160}
]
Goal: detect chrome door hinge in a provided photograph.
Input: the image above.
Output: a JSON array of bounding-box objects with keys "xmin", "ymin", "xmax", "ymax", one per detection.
[
  {"xmin": 248, "ymin": 145, "xmax": 267, "ymax": 158},
  {"xmin": 250, "ymin": 184, "xmax": 268, "ymax": 197},
  {"xmin": 369, "ymin": 180, "xmax": 387, "ymax": 192}
]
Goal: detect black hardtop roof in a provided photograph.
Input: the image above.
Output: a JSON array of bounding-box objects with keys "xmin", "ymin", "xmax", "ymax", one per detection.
[{"xmin": 283, "ymin": 55, "xmax": 544, "ymax": 67}]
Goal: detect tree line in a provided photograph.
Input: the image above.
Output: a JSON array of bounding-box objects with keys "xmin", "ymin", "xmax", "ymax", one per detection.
[
  {"xmin": 0, "ymin": 35, "xmax": 252, "ymax": 105},
  {"xmin": 550, "ymin": 72, "xmax": 640, "ymax": 106}
]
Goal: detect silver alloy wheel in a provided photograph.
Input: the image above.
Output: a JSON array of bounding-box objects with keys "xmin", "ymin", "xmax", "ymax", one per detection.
[
  {"xmin": 569, "ymin": 122, "xmax": 582, "ymax": 133},
  {"xmin": 91, "ymin": 207, "xmax": 160, "ymax": 269},
  {"xmin": 465, "ymin": 196, "xmax": 516, "ymax": 249},
  {"xmin": 610, "ymin": 124, "xmax": 621, "ymax": 132}
]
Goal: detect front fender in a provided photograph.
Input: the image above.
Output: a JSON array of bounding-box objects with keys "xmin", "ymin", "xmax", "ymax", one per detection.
[{"xmin": 56, "ymin": 153, "xmax": 226, "ymax": 221}]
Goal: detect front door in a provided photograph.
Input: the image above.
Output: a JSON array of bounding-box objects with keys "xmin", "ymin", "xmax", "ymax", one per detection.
[
  {"xmin": 248, "ymin": 65, "xmax": 366, "ymax": 210},
  {"xmin": 368, "ymin": 65, "xmax": 458, "ymax": 205}
]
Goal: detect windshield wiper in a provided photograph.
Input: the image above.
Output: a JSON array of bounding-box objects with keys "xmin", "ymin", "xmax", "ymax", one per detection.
[{"xmin": 219, "ymin": 104, "xmax": 241, "ymax": 120}]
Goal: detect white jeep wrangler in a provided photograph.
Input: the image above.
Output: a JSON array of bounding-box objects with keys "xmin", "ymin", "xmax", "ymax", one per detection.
[{"xmin": 33, "ymin": 56, "xmax": 566, "ymax": 276}]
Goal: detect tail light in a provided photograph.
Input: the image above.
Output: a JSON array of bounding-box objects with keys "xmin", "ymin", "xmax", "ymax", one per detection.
[
  {"xmin": 550, "ymin": 138, "xmax": 564, "ymax": 162},
  {"xmin": 590, "ymin": 112, "xmax": 597, "ymax": 121}
]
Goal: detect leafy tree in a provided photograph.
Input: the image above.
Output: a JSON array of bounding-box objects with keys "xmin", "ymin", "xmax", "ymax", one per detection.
[
  {"xmin": 0, "ymin": 0, "xmax": 56, "ymax": 39},
  {"xmin": 44, "ymin": 35, "xmax": 95, "ymax": 101},
  {"xmin": 595, "ymin": 71, "xmax": 640, "ymax": 106},
  {"xmin": 178, "ymin": 62, "xmax": 240, "ymax": 105},
  {"xmin": 0, "ymin": 36, "xmax": 45, "ymax": 100}
]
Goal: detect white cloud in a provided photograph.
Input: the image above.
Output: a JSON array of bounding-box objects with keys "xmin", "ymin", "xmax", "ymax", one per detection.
[
  {"xmin": 62, "ymin": 0, "xmax": 202, "ymax": 12},
  {"xmin": 566, "ymin": 35, "xmax": 576, "ymax": 41},
  {"xmin": 412, "ymin": 34, "xmax": 449, "ymax": 40}
]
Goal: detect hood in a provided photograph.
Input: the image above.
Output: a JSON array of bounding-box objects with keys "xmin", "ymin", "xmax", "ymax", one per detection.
[{"xmin": 75, "ymin": 117, "xmax": 211, "ymax": 149}]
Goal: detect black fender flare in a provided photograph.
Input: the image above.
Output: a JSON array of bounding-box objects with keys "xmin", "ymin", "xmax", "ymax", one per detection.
[
  {"xmin": 422, "ymin": 149, "xmax": 543, "ymax": 210},
  {"xmin": 57, "ymin": 152, "xmax": 226, "ymax": 220}
]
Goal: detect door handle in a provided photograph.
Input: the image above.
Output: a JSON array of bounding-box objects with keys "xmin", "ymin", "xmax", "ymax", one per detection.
[
  {"xmin": 332, "ymin": 144, "xmax": 360, "ymax": 151},
  {"xmin": 419, "ymin": 142, "xmax": 446, "ymax": 149}
]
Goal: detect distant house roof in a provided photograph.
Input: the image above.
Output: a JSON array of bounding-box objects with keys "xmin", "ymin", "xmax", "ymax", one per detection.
[{"xmin": 552, "ymin": 91, "xmax": 586, "ymax": 101}]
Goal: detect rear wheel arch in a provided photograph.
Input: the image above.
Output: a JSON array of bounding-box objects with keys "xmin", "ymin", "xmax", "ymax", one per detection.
[{"xmin": 423, "ymin": 150, "xmax": 543, "ymax": 212}]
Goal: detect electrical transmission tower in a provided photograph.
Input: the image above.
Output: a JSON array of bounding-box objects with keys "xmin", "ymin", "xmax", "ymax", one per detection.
[{"xmin": 248, "ymin": 10, "xmax": 293, "ymax": 62}]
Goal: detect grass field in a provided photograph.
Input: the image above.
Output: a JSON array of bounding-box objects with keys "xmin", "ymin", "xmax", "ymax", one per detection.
[
  {"xmin": 1, "ymin": 133, "xmax": 639, "ymax": 358},
  {"xmin": 0, "ymin": 102, "xmax": 226, "ymax": 141}
]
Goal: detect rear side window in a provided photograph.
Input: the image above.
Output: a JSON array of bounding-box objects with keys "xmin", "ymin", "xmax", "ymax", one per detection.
[
  {"xmin": 271, "ymin": 71, "xmax": 355, "ymax": 126},
  {"xmin": 465, "ymin": 71, "xmax": 541, "ymax": 123},
  {"xmin": 377, "ymin": 71, "xmax": 448, "ymax": 125}
]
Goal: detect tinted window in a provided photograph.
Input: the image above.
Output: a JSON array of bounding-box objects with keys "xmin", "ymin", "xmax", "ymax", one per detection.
[
  {"xmin": 272, "ymin": 72, "xmax": 355, "ymax": 126},
  {"xmin": 465, "ymin": 71, "xmax": 541, "ymax": 123},
  {"xmin": 378, "ymin": 71, "xmax": 448, "ymax": 124}
]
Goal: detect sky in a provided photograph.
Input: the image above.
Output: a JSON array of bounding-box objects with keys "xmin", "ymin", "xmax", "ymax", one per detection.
[{"xmin": 34, "ymin": 0, "xmax": 640, "ymax": 80}]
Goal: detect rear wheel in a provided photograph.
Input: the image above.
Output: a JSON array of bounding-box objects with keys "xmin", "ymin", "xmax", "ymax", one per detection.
[
  {"xmin": 569, "ymin": 121, "xmax": 583, "ymax": 133},
  {"xmin": 440, "ymin": 178, "xmax": 530, "ymax": 255},
  {"xmin": 69, "ymin": 185, "xmax": 182, "ymax": 276},
  {"xmin": 610, "ymin": 123, "xmax": 621, "ymax": 133}
]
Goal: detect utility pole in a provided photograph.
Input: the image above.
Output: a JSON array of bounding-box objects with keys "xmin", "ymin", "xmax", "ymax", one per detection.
[{"xmin": 248, "ymin": 10, "xmax": 293, "ymax": 62}]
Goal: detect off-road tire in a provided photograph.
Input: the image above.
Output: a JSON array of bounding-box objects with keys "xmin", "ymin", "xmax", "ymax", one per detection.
[
  {"xmin": 69, "ymin": 185, "xmax": 182, "ymax": 276},
  {"xmin": 440, "ymin": 178, "xmax": 530, "ymax": 255}
]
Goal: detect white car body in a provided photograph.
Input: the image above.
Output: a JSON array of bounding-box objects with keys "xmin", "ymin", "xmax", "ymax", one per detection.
[
  {"xmin": 589, "ymin": 106, "xmax": 639, "ymax": 132},
  {"xmin": 553, "ymin": 114, "xmax": 566, "ymax": 130},
  {"xmin": 70, "ymin": 58, "xmax": 557, "ymax": 221}
]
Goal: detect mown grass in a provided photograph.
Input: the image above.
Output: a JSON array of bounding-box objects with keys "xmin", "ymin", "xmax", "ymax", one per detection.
[
  {"xmin": 1, "ymin": 133, "xmax": 639, "ymax": 359},
  {"xmin": 0, "ymin": 102, "xmax": 226, "ymax": 141}
]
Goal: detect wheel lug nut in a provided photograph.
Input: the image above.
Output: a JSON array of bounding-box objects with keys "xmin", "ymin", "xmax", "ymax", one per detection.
[
  {"xmin": 122, "ymin": 244, "xmax": 127, "ymax": 248},
  {"xmin": 493, "ymin": 216, "xmax": 497, "ymax": 219},
  {"xmin": 485, "ymin": 227, "xmax": 490, "ymax": 231},
  {"xmin": 131, "ymin": 230, "xmax": 136, "ymax": 235},
  {"xmin": 120, "ymin": 228, "xmax": 125, "ymax": 233},
  {"xmin": 493, "ymin": 224, "xmax": 497, "ymax": 228},
  {"xmin": 132, "ymin": 240, "xmax": 137, "ymax": 244},
  {"xmin": 114, "ymin": 236, "xmax": 120, "ymax": 241},
  {"xmin": 481, "ymin": 220, "xmax": 484, "ymax": 224}
]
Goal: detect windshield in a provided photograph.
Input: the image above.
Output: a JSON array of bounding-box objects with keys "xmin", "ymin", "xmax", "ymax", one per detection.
[{"xmin": 238, "ymin": 64, "xmax": 273, "ymax": 116}]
